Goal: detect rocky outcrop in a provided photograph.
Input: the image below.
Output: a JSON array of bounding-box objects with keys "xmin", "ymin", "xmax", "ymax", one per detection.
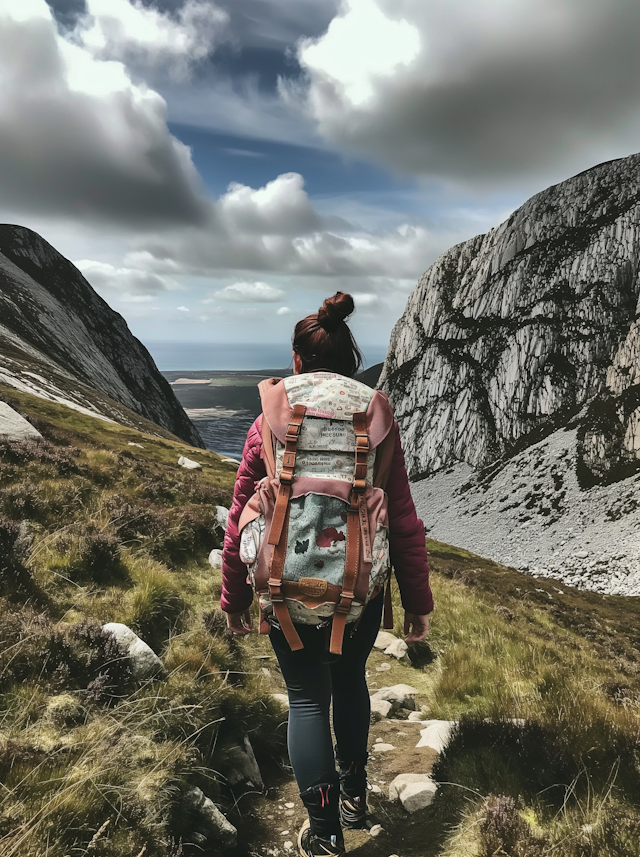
[
  {"xmin": 380, "ymin": 153, "xmax": 640, "ymax": 483},
  {"xmin": 0, "ymin": 225, "xmax": 203, "ymax": 447}
]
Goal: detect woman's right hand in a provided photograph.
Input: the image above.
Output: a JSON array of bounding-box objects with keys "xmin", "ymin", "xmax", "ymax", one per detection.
[
  {"xmin": 404, "ymin": 612, "xmax": 430, "ymax": 642},
  {"xmin": 226, "ymin": 609, "xmax": 252, "ymax": 636}
]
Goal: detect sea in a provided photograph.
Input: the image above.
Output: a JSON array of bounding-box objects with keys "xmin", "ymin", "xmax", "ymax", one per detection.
[{"xmin": 149, "ymin": 341, "xmax": 388, "ymax": 459}]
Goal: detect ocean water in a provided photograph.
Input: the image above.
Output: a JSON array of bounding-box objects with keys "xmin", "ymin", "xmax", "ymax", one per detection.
[
  {"xmin": 146, "ymin": 341, "xmax": 388, "ymax": 372},
  {"xmin": 154, "ymin": 340, "xmax": 389, "ymax": 457}
]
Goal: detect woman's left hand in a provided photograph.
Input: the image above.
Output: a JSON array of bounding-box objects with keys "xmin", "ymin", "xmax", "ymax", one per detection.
[
  {"xmin": 404, "ymin": 612, "xmax": 430, "ymax": 642},
  {"xmin": 226, "ymin": 609, "xmax": 252, "ymax": 636}
]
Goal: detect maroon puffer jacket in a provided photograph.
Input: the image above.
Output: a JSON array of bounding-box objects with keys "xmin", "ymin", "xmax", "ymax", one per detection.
[{"xmin": 221, "ymin": 416, "xmax": 433, "ymax": 616}]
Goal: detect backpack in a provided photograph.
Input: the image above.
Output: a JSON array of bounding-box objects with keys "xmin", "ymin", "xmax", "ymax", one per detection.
[{"xmin": 238, "ymin": 371, "xmax": 396, "ymax": 654}]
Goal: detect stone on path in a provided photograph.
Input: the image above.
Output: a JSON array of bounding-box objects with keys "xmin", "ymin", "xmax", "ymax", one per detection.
[
  {"xmin": 370, "ymin": 697, "xmax": 393, "ymax": 721},
  {"xmin": 372, "ymin": 743, "xmax": 395, "ymax": 753},
  {"xmin": 384, "ymin": 637, "xmax": 410, "ymax": 663},
  {"xmin": 208, "ymin": 549, "xmax": 223, "ymax": 569},
  {"xmin": 184, "ymin": 786, "xmax": 237, "ymax": 847},
  {"xmin": 178, "ymin": 455, "xmax": 202, "ymax": 470},
  {"xmin": 102, "ymin": 623, "xmax": 164, "ymax": 680},
  {"xmin": 416, "ymin": 720, "xmax": 457, "ymax": 753},
  {"xmin": 389, "ymin": 774, "xmax": 438, "ymax": 813},
  {"xmin": 373, "ymin": 631, "xmax": 397, "ymax": 650},
  {"xmin": 371, "ymin": 684, "xmax": 418, "ymax": 712},
  {"xmin": 0, "ymin": 402, "xmax": 42, "ymax": 441}
]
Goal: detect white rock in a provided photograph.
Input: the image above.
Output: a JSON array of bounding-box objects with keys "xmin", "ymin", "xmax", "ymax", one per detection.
[
  {"xmin": 271, "ymin": 692, "xmax": 290, "ymax": 709},
  {"xmin": 407, "ymin": 711, "xmax": 426, "ymax": 722},
  {"xmin": 371, "ymin": 685, "xmax": 418, "ymax": 711},
  {"xmin": 178, "ymin": 455, "xmax": 202, "ymax": 470},
  {"xmin": 369, "ymin": 824, "xmax": 384, "ymax": 837},
  {"xmin": 384, "ymin": 638, "xmax": 410, "ymax": 662},
  {"xmin": 389, "ymin": 774, "xmax": 438, "ymax": 813},
  {"xmin": 376, "ymin": 662, "xmax": 391, "ymax": 672},
  {"xmin": 0, "ymin": 402, "xmax": 42, "ymax": 441},
  {"xmin": 283, "ymin": 841, "xmax": 293, "ymax": 851},
  {"xmin": 127, "ymin": 442, "xmax": 143, "ymax": 448},
  {"xmin": 215, "ymin": 505, "xmax": 229, "ymax": 530},
  {"xmin": 184, "ymin": 787, "xmax": 237, "ymax": 847},
  {"xmin": 284, "ymin": 802, "xmax": 294, "ymax": 809},
  {"xmin": 102, "ymin": 623, "xmax": 163, "ymax": 680},
  {"xmin": 221, "ymin": 458, "xmax": 240, "ymax": 466},
  {"xmin": 370, "ymin": 698, "xmax": 393, "ymax": 721},
  {"xmin": 372, "ymin": 743, "xmax": 395, "ymax": 753},
  {"xmin": 416, "ymin": 721, "xmax": 457, "ymax": 753},
  {"xmin": 370, "ymin": 784, "xmax": 382, "ymax": 794},
  {"xmin": 208, "ymin": 549, "xmax": 223, "ymax": 569},
  {"xmin": 373, "ymin": 631, "xmax": 397, "ymax": 650}
]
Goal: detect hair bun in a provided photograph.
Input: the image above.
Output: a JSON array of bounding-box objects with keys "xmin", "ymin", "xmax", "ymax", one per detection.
[{"xmin": 317, "ymin": 291, "xmax": 355, "ymax": 331}]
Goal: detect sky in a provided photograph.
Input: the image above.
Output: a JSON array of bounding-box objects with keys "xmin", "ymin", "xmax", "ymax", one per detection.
[{"xmin": 1, "ymin": 0, "xmax": 639, "ymax": 369}]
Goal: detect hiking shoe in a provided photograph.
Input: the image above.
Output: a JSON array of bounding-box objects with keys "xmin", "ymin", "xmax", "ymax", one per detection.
[
  {"xmin": 297, "ymin": 819, "xmax": 346, "ymax": 857},
  {"xmin": 339, "ymin": 792, "xmax": 367, "ymax": 829}
]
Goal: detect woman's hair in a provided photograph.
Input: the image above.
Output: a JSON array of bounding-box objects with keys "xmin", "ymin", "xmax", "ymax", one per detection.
[{"xmin": 292, "ymin": 291, "xmax": 364, "ymax": 378}]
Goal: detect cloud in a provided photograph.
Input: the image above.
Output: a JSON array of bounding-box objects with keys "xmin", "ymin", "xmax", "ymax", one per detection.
[
  {"xmin": 213, "ymin": 282, "xmax": 285, "ymax": 302},
  {"xmin": 74, "ymin": 0, "xmax": 228, "ymax": 80},
  {"xmin": 276, "ymin": 306, "xmax": 292, "ymax": 316},
  {"xmin": 217, "ymin": 172, "xmax": 323, "ymax": 236},
  {"xmin": 122, "ymin": 172, "xmax": 433, "ymax": 280},
  {"xmin": 75, "ymin": 259, "xmax": 181, "ymax": 294},
  {"xmin": 292, "ymin": 0, "xmax": 640, "ymax": 182},
  {"xmin": 0, "ymin": 0, "xmax": 209, "ymax": 226}
]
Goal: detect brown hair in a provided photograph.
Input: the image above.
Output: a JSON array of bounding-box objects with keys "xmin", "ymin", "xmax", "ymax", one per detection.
[{"xmin": 292, "ymin": 291, "xmax": 364, "ymax": 377}]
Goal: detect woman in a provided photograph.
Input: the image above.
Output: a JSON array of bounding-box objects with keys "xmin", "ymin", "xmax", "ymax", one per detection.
[{"xmin": 221, "ymin": 292, "xmax": 433, "ymax": 857}]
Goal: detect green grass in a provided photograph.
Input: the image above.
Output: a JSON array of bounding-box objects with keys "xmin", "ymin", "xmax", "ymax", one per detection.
[
  {"xmin": 2, "ymin": 386, "xmax": 640, "ymax": 855},
  {"xmin": 389, "ymin": 540, "xmax": 640, "ymax": 857},
  {"xmin": 0, "ymin": 387, "xmax": 286, "ymax": 856}
]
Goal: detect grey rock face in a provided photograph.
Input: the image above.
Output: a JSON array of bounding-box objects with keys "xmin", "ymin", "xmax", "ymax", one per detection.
[
  {"xmin": 380, "ymin": 154, "xmax": 640, "ymax": 483},
  {"xmin": 224, "ymin": 735, "xmax": 264, "ymax": 791},
  {"xmin": 0, "ymin": 225, "xmax": 203, "ymax": 447}
]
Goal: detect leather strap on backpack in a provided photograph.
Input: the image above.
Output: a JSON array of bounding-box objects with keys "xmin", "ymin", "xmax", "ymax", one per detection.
[
  {"xmin": 330, "ymin": 411, "xmax": 369, "ymax": 655},
  {"xmin": 267, "ymin": 404, "xmax": 306, "ymax": 651}
]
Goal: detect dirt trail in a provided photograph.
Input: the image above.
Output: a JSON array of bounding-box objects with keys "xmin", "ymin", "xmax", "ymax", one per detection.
[{"xmin": 233, "ymin": 643, "xmax": 441, "ymax": 857}]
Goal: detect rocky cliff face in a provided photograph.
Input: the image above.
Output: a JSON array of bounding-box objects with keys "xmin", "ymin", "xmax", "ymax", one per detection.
[
  {"xmin": 0, "ymin": 225, "xmax": 203, "ymax": 447},
  {"xmin": 380, "ymin": 153, "xmax": 640, "ymax": 484}
]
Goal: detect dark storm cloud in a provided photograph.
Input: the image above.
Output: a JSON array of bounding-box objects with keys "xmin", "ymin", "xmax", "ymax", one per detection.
[
  {"xmin": 1, "ymin": 3, "xmax": 209, "ymax": 228},
  {"xmin": 298, "ymin": 0, "xmax": 640, "ymax": 183}
]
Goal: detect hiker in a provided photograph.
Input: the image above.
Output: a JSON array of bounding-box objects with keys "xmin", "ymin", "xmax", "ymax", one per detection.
[{"xmin": 221, "ymin": 291, "xmax": 433, "ymax": 857}]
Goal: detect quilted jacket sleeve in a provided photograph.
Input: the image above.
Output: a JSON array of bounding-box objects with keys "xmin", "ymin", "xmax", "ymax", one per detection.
[
  {"xmin": 386, "ymin": 422, "xmax": 434, "ymax": 615},
  {"xmin": 220, "ymin": 416, "xmax": 267, "ymax": 613}
]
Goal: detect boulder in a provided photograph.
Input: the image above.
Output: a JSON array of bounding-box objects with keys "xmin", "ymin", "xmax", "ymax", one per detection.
[
  {"xmin": 0, "ymin": 402, "xmax": 42, "ymax": 441},
  {"xmin": 373, "ymin": 630, "xmax": 397, "ymax": 651},
  {"xmin": 225, "ymin": 736, "xmax": 264, "ymax": 791},
  {"xmin": 215, "ymin": 506, "xmax": 229, "ymax": 530},
  {"xmin": 370, "ymin": 697, "xmax": 393, "ymax": 722},
  {"xmin": 371, "ymin": 685, "xmax": 418, "ymax": 712},
  {"xmin": 208, "ymin": 549, "xmax": 223, "ymax": 569},
  {"xmin": 183, "ymin": 787, "xmax": 237, "ymax": 847},
  {"xmin": 384, "ymin": 637, "xmax": 410, "ymax": 663},
  {"xmin": 389, "ymin": 774, "xmax": 438, "ymax": 813},
  {"xmin": 102, "ymin": 623, "xmax": 164, "ymax": 680},
  {"xmin": 178, "ymin": 455, "xmax": 202, "ymax": 470},
  {"xmin": 416, "ymin": 720, "xmax": 457, "ymax": 753}
]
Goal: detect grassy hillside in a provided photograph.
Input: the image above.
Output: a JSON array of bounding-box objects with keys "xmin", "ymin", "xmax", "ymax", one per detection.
[
  {"xmin": 1, "ymin": 385, "xmax": 639, "ymax": 856},
  {"xmin": 0, "ymin": 386, "xmax": 286, "ymax": 857}
]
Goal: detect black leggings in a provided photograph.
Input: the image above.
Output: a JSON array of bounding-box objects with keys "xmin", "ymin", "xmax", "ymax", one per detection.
[{"xmin": 269, "ymin": 593, "xmax": 383, "ymax": 792}]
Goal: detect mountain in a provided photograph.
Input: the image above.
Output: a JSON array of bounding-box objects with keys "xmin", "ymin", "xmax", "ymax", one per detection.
[
  {"xmin": 380, "ymin": 153, "xmax": 640, "ymax": 593},
  {"xmin": 0, "ymin": 225, "xmax": 203, "ymax": 447}
]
